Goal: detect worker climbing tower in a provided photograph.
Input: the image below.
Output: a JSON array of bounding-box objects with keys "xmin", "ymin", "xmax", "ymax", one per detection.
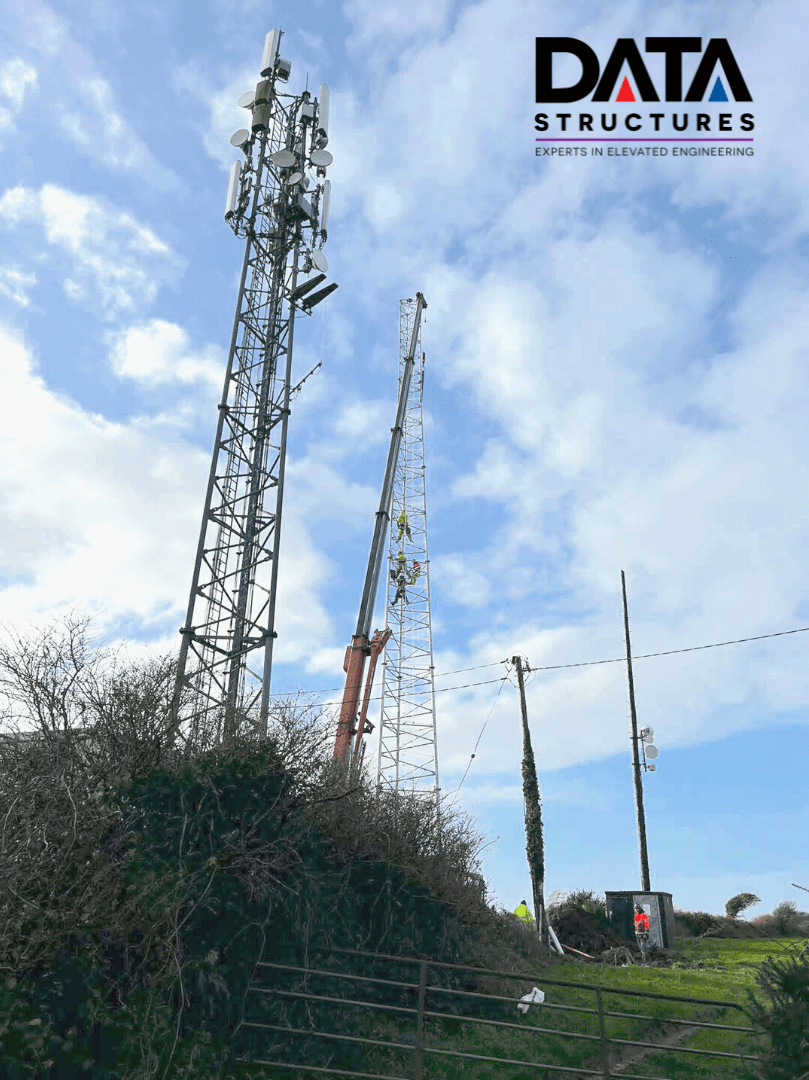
[
  {"xmin": 376, "ymin": 299, "xmax": 440, "ymax": 800},
  {"xmin": 171, "ymin": 28, "xmax": 337, "ymax": 748}
]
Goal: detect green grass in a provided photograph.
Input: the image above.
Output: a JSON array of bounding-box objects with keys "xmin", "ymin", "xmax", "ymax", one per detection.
[
  {"xmin": 677, "ymin": 935, "xmax": 804, "ymax": 988},
  {"xmin": 231, "ymin": 936, "xmax": 809, "ymax": 1079}
]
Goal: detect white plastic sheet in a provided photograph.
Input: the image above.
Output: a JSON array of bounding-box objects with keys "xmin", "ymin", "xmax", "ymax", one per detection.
[{"xmin": 516, "ymin": 986, "xmax": 546, "ymax": 1014}]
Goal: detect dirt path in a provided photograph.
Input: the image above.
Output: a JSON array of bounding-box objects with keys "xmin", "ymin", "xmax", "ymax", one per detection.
[
  {"xmin": 607, "ymin": 1016, "xmax": 707, "ymax": 1075},
  {"xmin": 572, "ymin": 1003, "xmax": 749, "ymax": 1079}
]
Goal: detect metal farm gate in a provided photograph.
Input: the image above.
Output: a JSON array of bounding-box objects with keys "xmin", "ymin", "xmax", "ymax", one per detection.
[{"xmin": 231, "ymin": 944, "xmax": 760, "ymax": 1079}]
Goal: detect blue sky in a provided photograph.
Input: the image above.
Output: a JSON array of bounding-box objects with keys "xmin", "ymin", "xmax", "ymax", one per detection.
[{"xmin": 0, "ymin": 0, "xmax": 807, "ymax": 924}]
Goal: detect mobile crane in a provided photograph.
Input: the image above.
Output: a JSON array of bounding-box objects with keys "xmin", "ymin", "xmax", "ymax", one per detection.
[{"xmin": 333, "ymin": 292, "xmax": 427, "ymax": 774}]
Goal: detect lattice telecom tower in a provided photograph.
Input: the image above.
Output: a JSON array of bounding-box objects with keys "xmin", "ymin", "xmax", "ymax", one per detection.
[
  {"xmin": 376, "ymin": 299, "xmax": 440, "ymax": 799},
  {"xmin": 171, "ymin": 29, "xmax": 337, "ymax": 746}
]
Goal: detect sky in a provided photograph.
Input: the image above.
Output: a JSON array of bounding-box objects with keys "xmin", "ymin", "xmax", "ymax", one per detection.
[{"xmin": 0, "ymin": 0, "xmax": 807, "ymax": 925}]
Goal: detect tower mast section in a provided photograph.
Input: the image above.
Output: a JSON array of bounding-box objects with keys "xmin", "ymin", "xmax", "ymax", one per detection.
[
  {"xmin": 170, "ymin": 29, "xmax": 337, "ymax": 748},
  {"xmin": 376, "ymin": 298, "xmax": 440, "ymax": 802},
  {"xmin": 333, "ymin": 294, "xmax": 427, "ymax": 772}
]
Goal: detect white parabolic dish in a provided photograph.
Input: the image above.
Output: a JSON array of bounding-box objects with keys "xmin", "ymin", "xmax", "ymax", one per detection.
[{"xmin": 271, "ymin": 150, "xmax": 297, "ymax": 168}]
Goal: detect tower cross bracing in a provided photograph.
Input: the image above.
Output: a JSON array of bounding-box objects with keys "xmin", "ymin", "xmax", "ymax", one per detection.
[
  {"xmin": 171, "ymin": 29, "xmax": 336, "ymax": 749},
  {"xmin": 376, "ymin": 299, "xmax": 439, "ymax": 800}
]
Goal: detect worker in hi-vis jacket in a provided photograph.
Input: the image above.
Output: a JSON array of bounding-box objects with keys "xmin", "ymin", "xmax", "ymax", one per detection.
[
  {"xmin": 392, "ymin": 576, "xmax": 408, "ymax": 605},
  {"xmin": 396, "ymin": 510, "xmax": 412, "ymax": 542},
  {"xmin": 514, "ymin": 900, "xmax": 535, "ymax": 927},
  {"xmin": 390, "ymin": 550, "xmax": 407, "ymax": 582},
  {"xmin": 634, "ymin": 903, "xmax": 650, "ymax": 959}
]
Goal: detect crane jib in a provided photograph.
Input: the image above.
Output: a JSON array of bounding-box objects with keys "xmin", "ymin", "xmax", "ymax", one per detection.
[{"xmin": 355, "ymin": 292, "xmax": 427, "ymax": 640}]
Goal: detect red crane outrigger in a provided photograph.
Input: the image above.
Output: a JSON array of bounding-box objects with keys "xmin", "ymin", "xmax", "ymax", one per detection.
[{"xmin": 333, "ymin": 292, "xmax": 427, "ymax": 774}]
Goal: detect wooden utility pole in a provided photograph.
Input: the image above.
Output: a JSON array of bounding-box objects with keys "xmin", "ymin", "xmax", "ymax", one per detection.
[
  {"xmin": 512, "ymin": 655, "xmax": 546, "ymax": 944},
  {"xmin": 621, "ymin": 571, "xmax": 651, "ymax": 892}
]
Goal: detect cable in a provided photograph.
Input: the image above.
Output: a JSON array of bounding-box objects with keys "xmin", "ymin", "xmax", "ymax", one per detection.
[
  {"xmin": 448, "ymin": 623, "xmax": 809, "ymax": 798},
  {"xmin": 446, "ymin": 676, "xmax": 507, "ymax": 806},
  {"xmin": 266, "ymin": 660, "xmax": 508, "ymax": 700},
  {"xmin": 319, "ymin": 296, "xmax": 328, "ymax": 366},
  {"xmin": 266, "ymin": 622, "xmax": 809, "ymax": 701},
  {"xmin": 241, "ymin": 620, "xmax": 809, "ymax": 801},
  {"xmin": 434, "ymin": 660, "xmax": 507, "ymax": 677},
  {"xmin": 526, "ymin": 624, "xmax": 809, "ymax": 673},
  {"xmin": 265, "ymin": 675, "xmax": 508, "ymax": 712}
]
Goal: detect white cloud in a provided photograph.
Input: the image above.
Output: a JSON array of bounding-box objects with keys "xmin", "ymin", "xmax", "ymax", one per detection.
[
  {"xmin": 344, "ymin": 0, "xmax": 454, "ymax": 56},
  {"xmin": 0, "ymin": 267, "xmax": 36, "ymax": 307},
  {"xmin": 59, "ymin": 75, "xmax": 168, "ymax": 176},
  {"xmin": 432, "ymin": 554, "xmax": 492, "ymax": 609},
  {"xmin": 4, "ymin": 0, "xmax": 174, "ymax": 183},
  {"xmin": 0, "ymin": 183, "xmax": 183, "ymax": 316},
  {"xmin": 0, "ymin": 325, "xmax": 200, "ymax": 629},
  {"xmin": 0, "ymin": 186, "xmax": 34, "ymax": 224},
  {"xmin": 298, "ymin": 31, "xmax": 325, "ymax": 52},
  {"xmin": 109, "ymin": 320, "xmax": 224, "ymax": 388},
  {"xmin": 173, "ymin": 62, "xmax": 257, "ymax": 170},
  {"xmin": 366, "ymin": 184, "xmax": 404, "ymax": 230},
  {"xmin": 451, "ymin": 439, "xmax": 524, "ymax": 503},
  {"xmin": 0, "ymin": 323, "xmax": 339, "ymax": 668},
  {"xmin": 316, "ymin": 0, "xmax": 808, "ymax": 352},
  {"xmin": 448, "ymin": 775, "xmax": 611, "ymax": 811},
  {"xmin": 332, "ymin": 398, "xmax": 394, "ymax": 446},
  {"xmin": 0, "ymin": 58, "xmax": 37, "ymax": 132}
]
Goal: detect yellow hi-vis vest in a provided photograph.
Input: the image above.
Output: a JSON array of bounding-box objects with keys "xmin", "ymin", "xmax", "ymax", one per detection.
[{"xmin": 514, "ymin": 903, "xmax": 534, "ymax": 925}]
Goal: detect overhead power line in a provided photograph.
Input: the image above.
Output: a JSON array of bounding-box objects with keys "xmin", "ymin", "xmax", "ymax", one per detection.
[
  {"xmin": 263, "ymin": 623, "xmax": 809, "ymax": 706},
  {"xmin": 265, "ymin": 660, "xmax": 509, "ymax": 700},
  {"xmin": 269, "ymin": 675, "xmax": 508, "ymax": 712},
  {"xmin": 525, "ymin": 624, "xmax": 809, "ymax": 673},
  {"xmin": 445, "ymin": 622, "xmax": 809, "ymax": 801}
]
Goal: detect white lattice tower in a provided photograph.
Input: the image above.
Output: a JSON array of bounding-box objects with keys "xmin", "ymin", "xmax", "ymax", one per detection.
[{"xmin": 376, "ymin": 299, "xmax": 439, "ymax": 801}]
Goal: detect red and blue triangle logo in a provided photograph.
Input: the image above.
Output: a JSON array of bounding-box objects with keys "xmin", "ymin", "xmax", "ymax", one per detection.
[
  {"xmin": 615, "ymin": 76, "xmax": 636, "ymax": 102},
  {"xmin": 708, "ymin": 77, "xmax": 729, "ymax": 101}
]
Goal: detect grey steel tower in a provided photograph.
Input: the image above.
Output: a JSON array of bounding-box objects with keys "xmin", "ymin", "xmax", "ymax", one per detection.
[
  {"xmin": 171, "ymin": 29, "xmax": 337, "ymax": 748},
  {"xmin": 376, "ymin": 299, "xmax": 439, "ymax": 799}
]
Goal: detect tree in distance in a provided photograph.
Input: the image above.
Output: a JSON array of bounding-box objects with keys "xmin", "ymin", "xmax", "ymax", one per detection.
[{"xmin": 725, "ymin": 892, "xmax": 761, "ymax": 920}]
